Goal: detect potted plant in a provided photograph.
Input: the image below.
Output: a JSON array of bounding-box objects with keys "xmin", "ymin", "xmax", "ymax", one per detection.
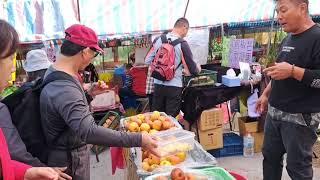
[{"xmin": 259, "ymin": 29, "xmax": 287, "ymax": 68}]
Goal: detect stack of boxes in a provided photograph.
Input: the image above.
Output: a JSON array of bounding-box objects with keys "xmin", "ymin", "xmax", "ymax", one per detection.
[
  {"xmin": 238, "ymin": 117, "xmax": 264, "ymax": 153},
  {"xmin": 191, "ymin": 108, "xmax": 223, "ymax": 150},
  {"xmin": 190, "ymin": 108, "xmax": 265, "ymax": 155}
]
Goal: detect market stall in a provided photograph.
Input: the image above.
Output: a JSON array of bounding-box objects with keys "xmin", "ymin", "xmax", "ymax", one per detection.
[{"xmin": 2, "ymin": 0, "xmax": 320, "ymax": 179}]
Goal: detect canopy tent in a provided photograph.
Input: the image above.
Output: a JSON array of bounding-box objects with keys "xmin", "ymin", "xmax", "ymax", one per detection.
[
  {"xmin": 79, "ymin": 0, "xmax": 187, "ymax": 36},
  {"xmin": 186, "ymin": 0, "xmax": 275, "ymax": 28},
  {"xmin": 1, "ymin": 0, "xmax": 79, "ymax": 41},
  {"xmin": 79, "ymin": 0, "xmax": 276, "ymax": 36},
  {"xmin": 1, "ymin": 0, "xmax": 320, "ymax": 42}
]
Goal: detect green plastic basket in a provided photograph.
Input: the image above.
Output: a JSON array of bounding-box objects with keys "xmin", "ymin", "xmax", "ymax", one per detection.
[
  {"xmin": 98, "ymin": 111, "xmax": 121, "ymax": 130},
  {"xmin": 183, "ymin": 69, "xmax": 217, "ymax": 87},
  {"xmin": 200, "ymin": 167, "xmax": 236, "ymax": 180},
  {"xmin": 92, "ymin": 111, "xmax": 121, "ymax": 155}
]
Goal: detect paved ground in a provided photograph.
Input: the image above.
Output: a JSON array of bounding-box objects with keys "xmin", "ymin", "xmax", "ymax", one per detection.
[
  {"xmin": 90, "ymin": 150, "xmax": 320, "ymax": 180},
  {"xmin": 90, "ymin": 149, "xmax": 126, "ymax": 180},
  {"xmin": 217, "ymin": 153, "xmax": 320, "ymax": 180}
]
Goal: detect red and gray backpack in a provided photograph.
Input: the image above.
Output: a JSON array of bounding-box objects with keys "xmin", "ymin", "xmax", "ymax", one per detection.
[{"xmin": 150, "ymin": 35, "xmax": 184, "ymax": 81}]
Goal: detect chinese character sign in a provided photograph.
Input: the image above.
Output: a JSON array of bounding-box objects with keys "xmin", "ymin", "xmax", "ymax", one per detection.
[{"xmin": 229, "ymin": 38, "xmax": 254, "ymax": 69}]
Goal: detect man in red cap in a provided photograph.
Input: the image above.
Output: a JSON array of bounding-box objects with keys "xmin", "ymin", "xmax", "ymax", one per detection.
[{"xmin": 39, "ymin": 24, "xmax": 158, "ymax": 179}]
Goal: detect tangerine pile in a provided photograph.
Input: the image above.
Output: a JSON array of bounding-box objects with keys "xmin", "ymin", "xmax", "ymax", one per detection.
[
  {"xmin": 142, "ymin": 150, "xmax": 187, "ymax": 172},
  {"xmin": 125, "ymin": 111, "xmax": 176, "ymax": 133}
]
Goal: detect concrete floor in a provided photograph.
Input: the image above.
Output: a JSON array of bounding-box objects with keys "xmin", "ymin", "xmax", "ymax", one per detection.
[
  {"xmin": 217, "ymin": 153, "xmax": 320, "ymax": 180},
  {"xmin": 90, "ymin": 149, "xmax": 126, "ymax": 180},
  {"xmin": 90, "ymin": 150, "xmax": 320, "ymax": 180}
]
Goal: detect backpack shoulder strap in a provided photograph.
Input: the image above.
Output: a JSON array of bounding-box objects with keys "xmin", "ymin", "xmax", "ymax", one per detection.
[
  {"xmin": 42, "ymin": 71, "xmax": 82, "ymax": 91},
  {"xmin": 171, "ymin": 38, "xmax": 185, "ymax": 46},
  {"xmin": 160, "ymin": 34, "xmax": 168, "ymax": 44},
  {"xmin": 169, "ymin": 38, "xmax": 186, "ymax": 70}
]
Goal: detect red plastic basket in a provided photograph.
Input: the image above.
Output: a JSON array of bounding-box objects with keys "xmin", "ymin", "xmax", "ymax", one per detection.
[{"xmin": 129, "ymin": 66, "xmax": 148, "ymax": 97}]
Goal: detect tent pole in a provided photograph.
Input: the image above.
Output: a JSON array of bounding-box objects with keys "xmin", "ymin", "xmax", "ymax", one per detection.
[
  {"xmin": 267, "ymin": 7, "xmax": 276, "ymax": 56},
  {"xmin": 77, "ymin": 0, "xmax": 81, "ymax": 22},
  {"xmin": 221, "ymin": 23, "xmax": 224, "ymax": 39},
  {"xmin": 183, "ymin": 0, "xmax": 190, "ymax": 18}
]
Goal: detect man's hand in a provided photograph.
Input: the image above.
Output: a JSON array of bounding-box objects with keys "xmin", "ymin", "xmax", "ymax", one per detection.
[
  {"xmin": 196, "ymin": 63, "xmax": 202, "ymax": 73},
  {"xmin": 24, "ymin": 167, "xmax": 59, "ymax": 180},
  {"xmin": 52, "ymin": 167, "xmax": 72, "ymax": 180},
  {"xmin": 88, "ymin": 80, "xmax": 109, "ymax": 96},
  {"xmin": 256, "ymin": 94, "xmax": 269, "ymax": 114},
  {"xmin": 263, "ymin": 62, "xmax": 292, "ymax": 80},
  {"xmin": 141, "ymin": 134, "xmax": 159, "ymax": 156}
]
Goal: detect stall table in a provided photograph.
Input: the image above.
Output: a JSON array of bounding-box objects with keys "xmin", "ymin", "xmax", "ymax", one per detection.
[{"xmin": 182, "ymin": 84, "xmax": 254, "ymax": 127}]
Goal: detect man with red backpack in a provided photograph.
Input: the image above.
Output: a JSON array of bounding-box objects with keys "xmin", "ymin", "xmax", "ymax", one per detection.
[{"xmin": 145, "ymin": 18, "xmax": 200, "ymax": 117}]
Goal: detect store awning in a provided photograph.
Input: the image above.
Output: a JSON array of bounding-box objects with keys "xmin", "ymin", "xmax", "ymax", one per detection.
[
  {"xmin": 2, "ymin": 0, "xmax": 320, "ymax": 42},
  {"xmin": 1, "ymin": 0, "xmax": 79, "ymax": 41},
  {"xmin": 79, "ymin": 0, "xmax": 276, "ymax": 36}
]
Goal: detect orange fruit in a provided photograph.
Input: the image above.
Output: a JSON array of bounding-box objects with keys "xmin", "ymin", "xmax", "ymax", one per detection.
[
  {"xmin": 162, "ymin": 120, "xmax": 172, "ymax": 130},
  {"xmin": 137, "ymin": 114, "xmax": 145, "ymax": 121},
  {"xmin": 151, "ymin": 111, "xmax": 161, "ymax": 121},
  {"xmin": 149, "ymin": 154, "xmax": 160, "ymax": 165},
  {"xmin": 140, "ymin": 123, "xmax": 151, "ymax": 132},
  {"xmin": 128, "ymin": 122, "xmax": 139, "ymax": 132},
  {"xmin": 176, "ymin": 152, "xmax": 186, "ymax": 161},
  {"xmin": 152, "ymin": 120, "xmax": 162, "ymax": 131},
  {"xmin": 142, "ymin": 161, "xmax": 150, "ymax": 171},
  {"xmin": 167, "ymin": 155, "xmax": 181, "ymax": 165},
  {"xmin": 146, "ymin": 120, "xmax": 153, "ymax": 127}
]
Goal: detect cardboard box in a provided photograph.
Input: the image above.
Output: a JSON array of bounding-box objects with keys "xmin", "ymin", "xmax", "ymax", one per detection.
[
  {"xmin": 252, "ymin": 132, "xmax": 264, "ymax": 153},
  {"xmin": 230, "ymin": 112, "xmax": 242, "ymax": 132},
  {"xmin": 191, "ymin": 124, "xmax": 223, "ymax": 150},
  {"xmin": 238, "ymin": 116, "xmax": 259, "ymax": 136},
  {"xmin": 199, "ymin": 108, "xmax": 223, "ymax": 131}
]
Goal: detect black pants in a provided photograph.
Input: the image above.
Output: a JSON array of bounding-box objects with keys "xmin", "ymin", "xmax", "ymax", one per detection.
[
  {"xmin": 47, "ymin": 145, "xmax": 90, "ymax": 180},
  {"xmin": 262, "ymin": 114, "xmax": 318, "ymax": 180},
  {"xmin": 152, "ymin": 84, "xmax": 182, "ymax": 117},
  {"xmin": 147, "ymin": 94, "xmax": 153, "ymax": 111},
  {"xmin": 119, "ymin": 87, "xmax": 135, "ymax": 103}
]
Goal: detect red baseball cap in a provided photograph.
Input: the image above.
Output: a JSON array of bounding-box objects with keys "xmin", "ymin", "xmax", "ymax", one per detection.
[{"xmin": 65, "ymin": 24, "xmax": 103, "ymax": 53}]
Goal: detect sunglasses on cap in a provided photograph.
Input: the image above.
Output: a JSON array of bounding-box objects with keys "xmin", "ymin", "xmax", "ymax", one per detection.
[{"xmin": 90, "ymin": 48, "xmax": 101, "ymax": 57}]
